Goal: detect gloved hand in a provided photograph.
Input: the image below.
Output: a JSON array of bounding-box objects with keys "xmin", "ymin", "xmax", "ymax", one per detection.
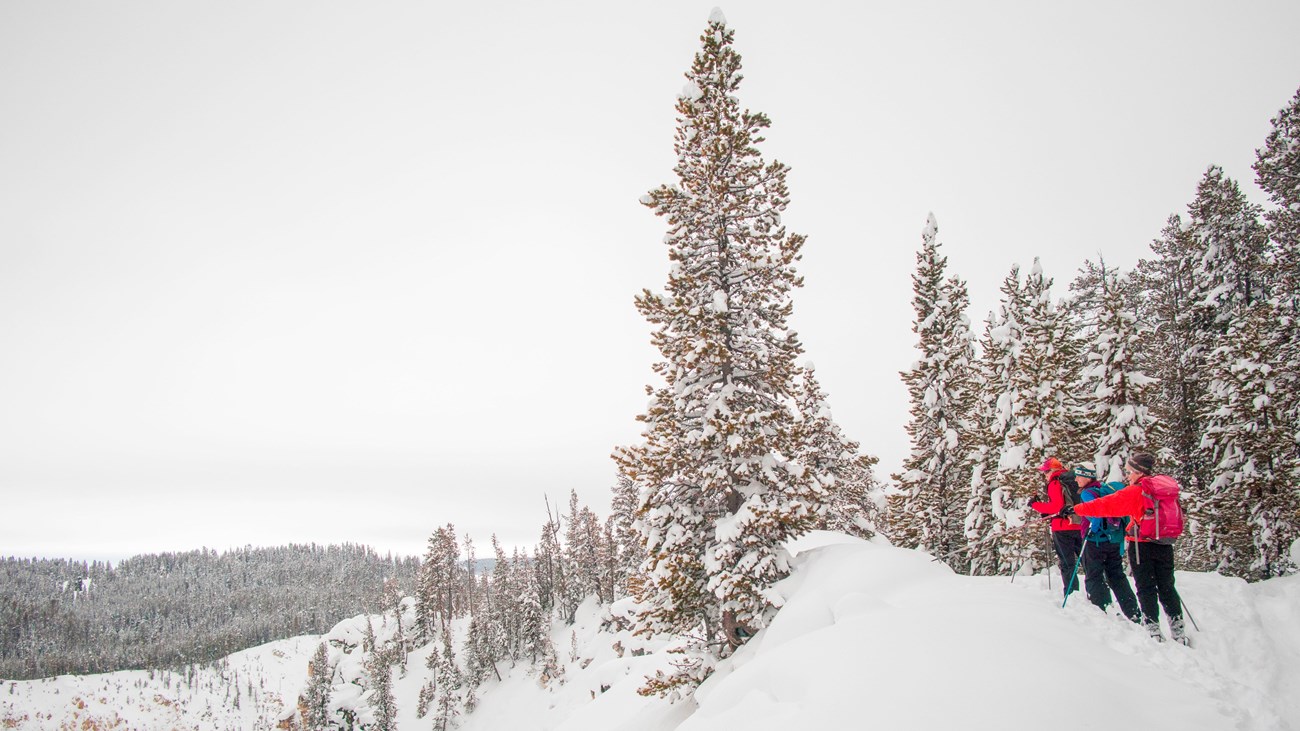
[
  {"xmin": 1055, "ymin": 504, "xmax": 1075, "ymax": 519},
  {"xmin": 1028, "ymin": 495, "xmax": 1045, "ymax": 507}
]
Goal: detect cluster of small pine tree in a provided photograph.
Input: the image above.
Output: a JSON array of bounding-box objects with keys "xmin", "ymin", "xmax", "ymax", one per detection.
[
  {"xmin": 299, "ymin": 488, "xmax": 659, "ymax": 729},
  {"xmin": 887, "ymin": 87, "xmax": 1300, "ymax": 583}
]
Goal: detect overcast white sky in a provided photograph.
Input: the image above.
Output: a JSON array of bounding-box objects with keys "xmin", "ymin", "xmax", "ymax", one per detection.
[{"xmin": 3, "ymin": 0, "xmax": 1298, "ymax": 563}]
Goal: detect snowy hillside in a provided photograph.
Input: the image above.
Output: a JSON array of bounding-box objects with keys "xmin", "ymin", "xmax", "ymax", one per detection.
[
  {"xmin": 5, "ymin": 533, "xmax": 1297, "ymax": 730},
  {"xmin": 1, "ymin": 634, "xmax": 317, "ymax": 730}
]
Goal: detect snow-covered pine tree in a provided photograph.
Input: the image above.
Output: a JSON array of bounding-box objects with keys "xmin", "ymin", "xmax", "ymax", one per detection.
[
  {"xmin": 1134, "ymin": 215, "xmax": 1204, "ymax": 489},
  {"xmin": 963, "ymin": 274, "xmax": 1024, "ymax": 576},
  {"xmin": 609, "ymin": 475, "xmax": 645, "ymax": 600},
  {"xmin": 301, "ymin": 642, "xmax": 332, "ymax": 731},
  {"xmin": 462, "ymin": 533, "xmax": 478, "ymax": 618},
  {"xmin": 488, "ymin": 536, "xmax": 520, "ymax": 662},
  {"xmin": 380, "ymin": 577, "xmax": 406, "ymax": 666},
  {"xmin": 797, "ymin": 364, "xmax": 879, "ymax": 540},
  {"xmin": 1179, "ymin": 165, "xmax": 1271, "ymax": 567},
  {"xmin": 893, "ymin": 214, "xmax": 976, "ymax": 567},
  {"xmin": 561, "ymin": 490, "xmax": 603, "ymax": 619},
  {"xmin": 599, "ymin": 516, "xmax": 619, "ymax": 605},
  {"xmin": 1202, "ymin": 301, "xmax": 1297, "ymax": 578},
  {"xmin": 431, "ymin": 628, "xmax": 463, "ymax": 731},
  {"xmin": 363, "ymin": 616, "xmax": 376, "ymax": 654},
  {"xmin": 365, "ymin": 647, "xmax": 397, "ymax": 731},
  {"xmin": 964, "ymin": 261, "xmax": 1075, "ymax": 575},
  {"xmin": 534, "ymin": 632, "xmax": 562, "ymax": 689},
  {"xmin": 517, "ymin": 547, "xmax": 547, "ymax": 665},
  {"xmin": 463, "ymin": 611, "xmax": 501, "ymax": 687},
  {"xmin": 998, "ymin": 258, "xmax": 1081, "ymax": 567},
  {"xmin": 1070, "ymin": 260, "xmax": 1155, "ymax": 482},
  {"xmin": 535, "ymin": 499, "xmax": 566, "ymax": 618},
  {"xmin": 1253, "ymin": 84, "xmax": 1300, "ymax": 571},
  {"xmin": 1184, "ymin": 166, "xmax": 1270, "ymax": 480},
  {"xmin": 613, "ymin": 10, "xmax": 831, "ymax": 698},
  {"xmin": 416, "ymin": 680, "xmax": 436, "ymax": 719},
  {"xmin": 417, "ymin": 525, "xmax": 461, "ymax": 640},
  {"xmin": 1256, "ymin": 85, "xmax": 1300, "ymax": 319}
]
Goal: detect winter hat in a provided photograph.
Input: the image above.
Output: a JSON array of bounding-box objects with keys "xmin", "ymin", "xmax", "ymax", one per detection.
[
  {"xmin": 1038, "ymin": 457, "xmax": 1064, "ymax": 473},
  {"xmin": 1073, "ymin": 465, "xmax": 1097, "ymax": 479},
  {"xmin": 1126, "ymin": 452, "xmax": 1156, "ymax": 476}
]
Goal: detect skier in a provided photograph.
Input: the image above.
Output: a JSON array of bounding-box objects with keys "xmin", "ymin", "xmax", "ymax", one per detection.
[
  {"xmin": 1028, "ymin": 457, "xmax": 1084, "ymax": 597},
  {"xmin": 1060, "ymin": 453, "xmax": 1187, "ymax": 644},
  {"xmin": 1073, "ymin": 465, "xmax": 1141, "ymax": 623}
]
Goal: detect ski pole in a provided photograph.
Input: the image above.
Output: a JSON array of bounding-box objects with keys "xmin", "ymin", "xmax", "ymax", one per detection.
[
  {"xmin": 1180, "ymin": 597, "xmax": 1201, "ymax": 632},
  {"xmin": 1062, "ymin": 525, "xmax": 1090, "ymax": 608},
  {"xmin": 1061, "ymin": 548, "xmax": 1084, "ymax": 607}
]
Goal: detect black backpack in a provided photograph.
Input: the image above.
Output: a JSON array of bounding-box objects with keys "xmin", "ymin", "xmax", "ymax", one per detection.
[{"xmin": 1058, "ymin": 475, "xmax": 1085, "ymax": 526}]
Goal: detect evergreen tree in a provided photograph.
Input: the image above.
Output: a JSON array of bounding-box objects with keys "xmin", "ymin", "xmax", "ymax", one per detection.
[
  {"xmin": 962, "ymin": 261, "xmax": 1076, "ymax": 574},
  {"xmin": 301, "ymin": 642, "xmax": 333, "ymax": 731},
  {"xmin": 463, "ymin": 612, "xmax": 501, "ymax": 686},
  {"xmin": 1070, "ymin": 260, "xmax": 1155, "ymax": 482},
  {"xmin": 1183, "ymin": 166, "xmax": 1270, "ymax": 488},
  {"xmin": 416, "ymin": 680, "xmax": 436, "ymax": 720},
  {"xmin": 1134, "ymin": 215, "xmax": 1208, "ymax": 491},
  {"xmin": 517, "ymin": 556, "xmax": 547, "ymax": 665},
  {"xmin": 432, "ymin": 629, "xmax": 463, "ymax": 731},
  {"xmin": 416, "ymin": 525, "xmax": 461, "ymax": 640},
  {"xmin": 613, "ymin": 11, "xmax": 831, "ymax": 697},
  {"xmin": 1254, "ymin": 84, "xmax": 1300, "ymax": 571},
  {"xmin": 1002, "ymin": 260, "xmax": 1081, "ymax": 568},
  {"xmin": 609, "ymin": 475, "xmax": 645, "ymax": 598},
  {"xmin": 964, "ymin": 288, "xmax": 1021, "ymax": 577},
  {"xmin": 462, "ymin": 533, "xmax": 478, "ymax": 618},
  {"xmin": 1202, "ymin": 301, "xmax": 1298, "ymax": 578},
  {"xmin": 598, "ymin": 516, "xmax": 619, "ymax": 604},
  {"xmin": 535, "ymin": 499, "xmax": 566, "ymax": 617},
  {"xmin": 488, "ymin": 536, "xmax": 521, "ymax": 662},
  {"xmin": 1256, "ymin": 85, "xmax": 1300, "ymax": 318},
  {"xmin": 365, "ymin": 648, "xmax": 397, "ymax": 731},
  {"xmin": 893, "ymin": 214, "xmax": 976, "ymax": 566},
  {"xmin": 797, "ymin": 364, "xmax": 879, "ymax": 540}
]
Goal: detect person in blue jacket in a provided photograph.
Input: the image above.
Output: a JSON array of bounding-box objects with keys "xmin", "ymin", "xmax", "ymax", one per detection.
[{"xmin": 1074, "ymin": 465, "xmax": 1140, "ymax": 622}]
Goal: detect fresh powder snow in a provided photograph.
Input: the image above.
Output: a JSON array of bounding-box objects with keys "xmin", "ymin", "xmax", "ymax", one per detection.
[{"xmin": 4, "ymin": 532, "xmax": 1297, "ymax": 730}]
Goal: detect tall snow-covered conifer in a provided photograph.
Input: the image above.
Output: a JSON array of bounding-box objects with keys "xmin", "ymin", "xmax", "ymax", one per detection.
[
  {"xmin": 964, "ymin": 270, "xmax": 1025, "ymax": 576},
  {"xmin": 1135, "ymin": 216, "xmax": 1207, "ymax": 491},
  {"xmin": 964, "ymin": 261, "xmax": 1075, "ymax": 574},
  {"xmin": 1070, "ymin": 260, "xmax": 1155, "ymax": 482},
  {"xmin": 614, "ymin": 10, "xmax": 830, "ymax": 698},
  {"xmin": 1202, "ymin": 301, "xmax": 1296, "ymax": 578},
  {"xmin": 1183, "ymin": 167, "xmax": 1270, "ymax": 488},
  {"xmin": 1252, "ymin": 85, "xmax": 1300, "ymax": 575},
  {"xmin": 893, "ymin": 214, "xmax": 975, "ymax": 568},
  {"xmin": 1178, "ymin": 166, "xmax": 1272, "ymax": 571}
]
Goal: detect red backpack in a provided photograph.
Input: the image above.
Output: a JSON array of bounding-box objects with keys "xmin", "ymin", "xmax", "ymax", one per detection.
[{"xmin": 1134, "ymin": 475, "xmax": 1184, "ymax": 541}]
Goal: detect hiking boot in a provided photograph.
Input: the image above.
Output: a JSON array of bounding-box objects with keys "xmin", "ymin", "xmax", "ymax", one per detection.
[
  {"xmin": 1144, "ymin": 621, "xmax": 1164, "ymax": 642},
  {"xmin": 1170, "ymin": 617, "xmax": 1190, "ymax": 646}
]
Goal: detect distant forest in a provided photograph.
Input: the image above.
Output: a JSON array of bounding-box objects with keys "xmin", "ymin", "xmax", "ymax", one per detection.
[{"xmin": 0, "ymin": 544, "xmax": 419, "ymax": 680}]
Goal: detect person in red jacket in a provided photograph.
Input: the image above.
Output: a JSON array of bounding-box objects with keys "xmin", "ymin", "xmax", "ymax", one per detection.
[
  {"xmin": 1062, "ymin": 452, "xmax": 1187, "ymax": 644},
  {"xmin": 1028, "ymin": 457, "xmax": 1083, "ymax": 597}
]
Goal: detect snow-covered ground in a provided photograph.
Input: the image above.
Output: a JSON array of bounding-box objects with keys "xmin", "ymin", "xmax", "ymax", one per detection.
[
  {"xmin": 5, "ymin": 532, "xmax": 1297, "ymax": 730},
  {"xmin": 0, "ymin": 634, "xmax": 317, "ymax": 729}
]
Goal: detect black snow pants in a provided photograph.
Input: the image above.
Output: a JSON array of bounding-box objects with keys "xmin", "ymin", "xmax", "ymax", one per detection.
[
  {"xmin": 1082, "ymin": 540, "xmax": 1140, "ymax": 622},
  {"xmin": 1127, "ymin": 540, "xmax": 1182, "ymax": 626},
  {"xmin": 1052, "ymin": 530, "xmax": 1083, "ymax": 596}
]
